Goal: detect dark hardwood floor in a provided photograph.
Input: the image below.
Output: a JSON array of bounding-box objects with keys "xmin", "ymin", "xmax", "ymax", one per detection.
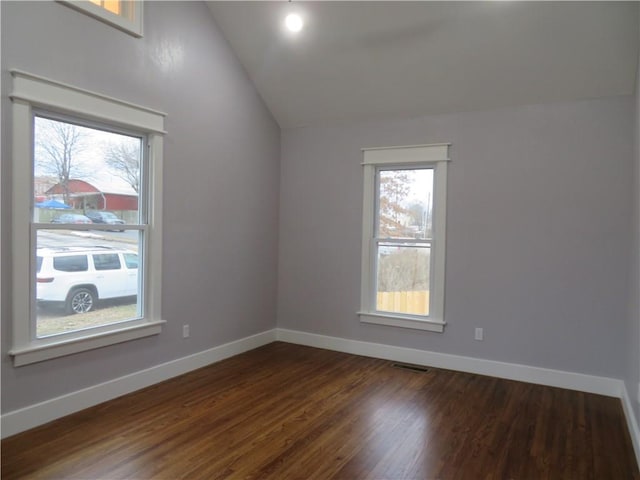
[{"xmin": 2, "ymin": 342, "xmax": 638, "ymax": 479}]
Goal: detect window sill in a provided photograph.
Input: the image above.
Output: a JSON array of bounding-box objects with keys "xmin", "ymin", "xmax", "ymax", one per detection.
[
  {"xmin": 9, "ymin": 320, "xmax": 165, "ymax": 367},
  {"xmin": 358, "ymin": 312, "xmax": 445, "ymax": 333}
]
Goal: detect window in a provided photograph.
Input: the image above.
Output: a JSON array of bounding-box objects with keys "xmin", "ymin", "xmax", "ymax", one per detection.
[
  {"xmin": 59, "ymin": 0, "xmax": 143, "ymax": 37},
  {"xmin": 89, "ymin": 0, "xmax": 131, "ymax": 17},
  {"xmin": 93, "ymin": 254, "xmax": 122, "ymax": 271},
  {"xmin": 10, "ymin": 70, "xmax": 165, "ymax": 366},
  {"xmin": 54, "ymin": 255, "xmax": 88, "ymax": 272},
  {"xmin": 123, "ymin": 253, "xmax": 138, "ymax": 269},
  {"xmin": 359, "ymin": 144, "xmax": 449, "ymax": 332}
]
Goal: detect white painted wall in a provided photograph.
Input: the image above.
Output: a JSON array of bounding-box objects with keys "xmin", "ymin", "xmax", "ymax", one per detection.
[
  {"xmin": 1, "ymin": 1, "xmax": 280, "ymax": 412},
  {"xmin": 278, "ymin": 96, "xmax": 635, "ymax": 379}
]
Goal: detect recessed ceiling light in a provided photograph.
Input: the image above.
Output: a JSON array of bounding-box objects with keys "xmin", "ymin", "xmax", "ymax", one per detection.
[{"xmin": 285, "ymin": 13, "xmax": 303, "ymax": 33}]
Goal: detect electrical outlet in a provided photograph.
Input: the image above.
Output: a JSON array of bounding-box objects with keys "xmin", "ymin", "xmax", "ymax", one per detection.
[
  {"xmin": 182, "ymin": 324, "xmax": 190, "ymax": 338},
  {"xmin": 475, "ymin": 327, "xmax": 483, "ymax": 341}
]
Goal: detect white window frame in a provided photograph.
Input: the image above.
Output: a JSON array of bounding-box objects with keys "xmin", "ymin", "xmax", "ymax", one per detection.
[
  {"xmin": 9, "ymin": 70, "xmax": 165, "ymax": 366},
  {"xmin": 59, "ymin": 0, "xmax": 143, "ymax": 38},
  {"xmin": 359, "ymin": 143, "xmax": 449, "ymax": 333}
]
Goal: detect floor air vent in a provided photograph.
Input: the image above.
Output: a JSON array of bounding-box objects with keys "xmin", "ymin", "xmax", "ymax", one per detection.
[{"xmin": 391, "ymin": 363, "xmax": 429, "ymax": 373}]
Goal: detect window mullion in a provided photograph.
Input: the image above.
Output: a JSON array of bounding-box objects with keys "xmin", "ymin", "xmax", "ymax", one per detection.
[{"xmin": 375, "ymin": 237, "xmax": 432, "ymax": 245}]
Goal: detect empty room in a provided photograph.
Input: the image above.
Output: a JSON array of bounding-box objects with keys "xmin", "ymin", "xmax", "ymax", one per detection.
[{"xmin": 1, "ymin": 1, "xmax": 640, "ymax": 478}]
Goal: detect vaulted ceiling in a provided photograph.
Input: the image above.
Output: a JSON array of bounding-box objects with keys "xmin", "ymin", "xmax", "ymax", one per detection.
[{"xmin": 207, "ymin": 2, "xmax": 639, "ymax": 129}]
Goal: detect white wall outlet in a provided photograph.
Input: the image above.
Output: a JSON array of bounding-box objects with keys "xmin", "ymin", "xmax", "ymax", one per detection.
[
  {"xmin": 182, "ymin": 324, "xmax": 190, "ymax": 338},
  {"xmin": 475, "ymin": 327, "xmax": 484, "ymax": 341}
]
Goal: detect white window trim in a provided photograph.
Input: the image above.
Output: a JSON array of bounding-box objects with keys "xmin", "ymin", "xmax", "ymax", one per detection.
[
  {"xmin": 358, "ymin": 143, "xmax": 449, "ymax": 333},
  {"xmin": 58, "ymin": 1, "xmax": 143, "ymax": 38},
  {"xmin": 9, "ymin": 70, "xmax": 166, "ymax": 366}
]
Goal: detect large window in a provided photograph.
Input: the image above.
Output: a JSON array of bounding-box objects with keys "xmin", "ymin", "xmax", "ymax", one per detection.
[
  {"xmin": 10, "ymin": 70, "xmax": 165, "ymax": 366},
  {"xmin": 359, "ymin": 144, "xmax": 449, "ymax": 332},
  {"xmin": 33, "ymin": 115, "xmax": 144, "ymax": 337}
]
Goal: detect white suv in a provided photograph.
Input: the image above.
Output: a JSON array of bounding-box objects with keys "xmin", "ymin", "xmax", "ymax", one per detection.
[{"xmin": 36, "ymin": 246, "xmax": 138, "ymax": 314}]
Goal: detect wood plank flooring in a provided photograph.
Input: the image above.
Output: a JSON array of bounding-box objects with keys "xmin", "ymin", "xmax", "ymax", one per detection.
[{"xmin": 2, "ymin": 342, "xmax": 638, "ymax": 479}]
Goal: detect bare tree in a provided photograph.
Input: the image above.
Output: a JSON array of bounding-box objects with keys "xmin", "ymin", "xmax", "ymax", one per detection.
[
  {"xmin": 104, "ymin": 140, "xmax": 141, "ymax": 193},
  {"xmin": 378, "ymin": 170, "xmax": 411, "ymax": 237},
  {"xmin": 35, "ymin": 118, "xmax": 88, "ymax": 204}
]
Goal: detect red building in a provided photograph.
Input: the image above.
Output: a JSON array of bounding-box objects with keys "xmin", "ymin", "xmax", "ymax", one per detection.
[{"xmin": 45, "ymin": 179, "xmax": 138, "ymax": 211}]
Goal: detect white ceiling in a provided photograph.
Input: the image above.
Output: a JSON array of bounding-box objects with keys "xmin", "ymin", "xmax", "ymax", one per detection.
[{"xmin": 207, "ymin": 2, "xmax": 639, "ymax": 129}]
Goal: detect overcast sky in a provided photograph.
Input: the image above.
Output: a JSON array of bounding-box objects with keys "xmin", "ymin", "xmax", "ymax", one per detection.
[{"xmin": 33, "ymin": 116, "xmax": 141, "ymax": 195}]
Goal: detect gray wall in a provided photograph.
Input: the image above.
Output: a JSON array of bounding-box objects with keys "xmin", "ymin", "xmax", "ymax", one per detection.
[
  {"xmin": 278, "ymin": 96, "xmax": 634, "ymax": 379},
  {"xmin": 1, "ymin": 0, "xmax": 637, "ymax": 419},
  {"xmin": 1, "ymin": 1, "xmax": 280, "ymax": 412},
  {"xmin": 626, "ymin": 44, "xmax": 640, "ymax": 422}
]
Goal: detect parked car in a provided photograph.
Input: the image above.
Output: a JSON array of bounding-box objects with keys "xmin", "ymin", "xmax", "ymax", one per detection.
[
  {"xmin": 36, "ymin": 246, "xmax": 138, "ymax": 314},
  {"xmin": 85, "ymin": 211, "xmax": 126, "ymax": 231},
  {"xmin": 51, "ymin": 213, "xmax": 93, "ymax": 224}
]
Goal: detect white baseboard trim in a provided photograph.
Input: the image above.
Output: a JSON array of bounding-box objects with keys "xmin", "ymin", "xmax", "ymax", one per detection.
[
  {"xmin": 3, "ymin": 325, "xmax": 634, "ymax": 456},
  {"xmin": 621, "ymin": 383, "xmax": 640, "ymax": 468},
  {"xmin": 278, "ymin": 328, "xmax": 640, "ymax": 467},
  {"xmin": 1, "ymin": 329, "xmax": 277, "ymax": 439},
  {"xmin": 276, "ymin": 328, "xmax": 621, "ymax": 397}
]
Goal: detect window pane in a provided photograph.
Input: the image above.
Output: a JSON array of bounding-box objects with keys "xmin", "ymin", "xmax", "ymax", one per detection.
[
  {"xmin": 377, "ymin": 168, "xmax": 434, "ymax": 240},
  {"xmin": 53, "ymin": 255, "xmax": 88, "ymax": 272},
  {"xmin": 89, "ymin": 0, "xmax": 136, "ymax": 21},
  {"xmin": 90, "ymin": 0, "xmax": 121, "ymax": 15},
  {"xmin": 376, "ymin": 243, "xmax": 430, "ymax": 316},
  {"xmin": 33, "ymin": 116, "xmax": 142, "ymax": 225},
  {"xmin": 35, "ymin": 230, "xmax": 141, "ymax": 338},
  {"xmin": 123, "ymin": 253, "xmax": 138, "ymax": 269},
  {"xmin": 93, "ymin": 253, "xmax": 121, "ymax": 271}
]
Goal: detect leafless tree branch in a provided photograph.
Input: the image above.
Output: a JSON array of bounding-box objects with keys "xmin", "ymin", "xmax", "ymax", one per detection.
[{"xmin": 103, "ymin": 141, "xmax": 140, "ymax": 193}]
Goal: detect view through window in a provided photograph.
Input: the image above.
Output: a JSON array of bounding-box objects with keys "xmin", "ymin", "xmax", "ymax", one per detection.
[
  {"xmin": 33, "ymin": 116, "xmax": 144, "ymax": 338},
  {"xmin": 376, "ymin": 168, "xmax": 433, "ymax": 316},
  {"xmin": 89, "ymin": 0, "xmax": 134, "ymax": 20}
]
